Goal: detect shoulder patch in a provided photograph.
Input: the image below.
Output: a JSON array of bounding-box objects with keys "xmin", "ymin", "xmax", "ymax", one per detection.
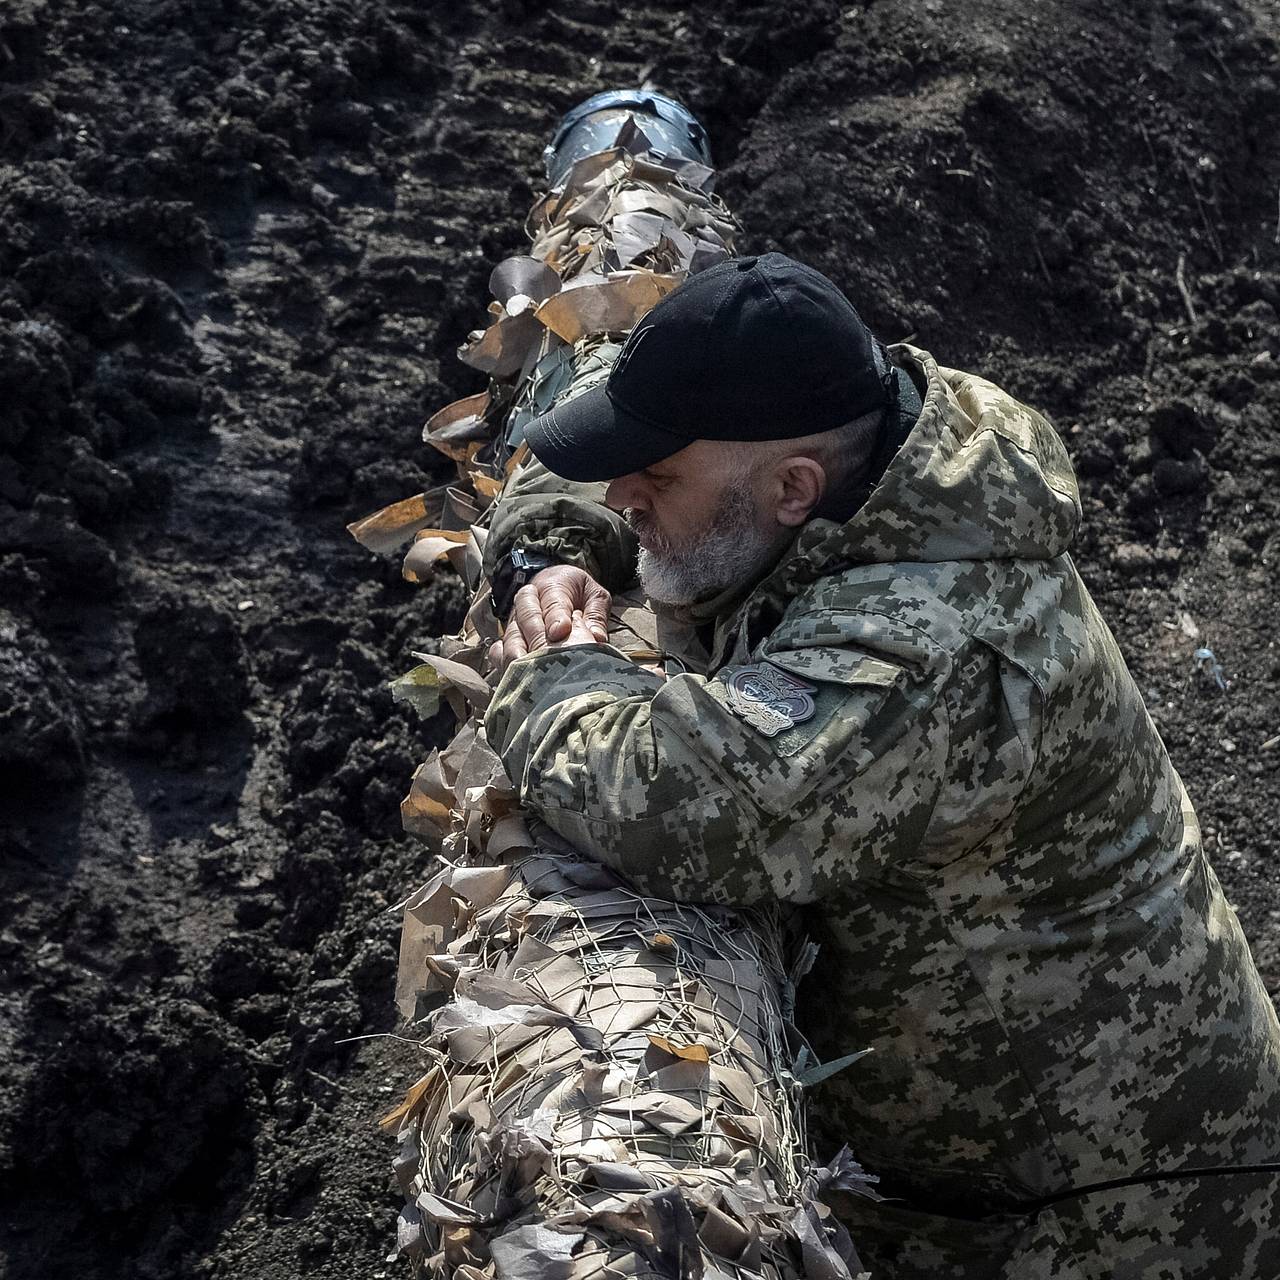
[{"xmin": 719, "ymin": 662, "xmax": 818, "ymax": 738}]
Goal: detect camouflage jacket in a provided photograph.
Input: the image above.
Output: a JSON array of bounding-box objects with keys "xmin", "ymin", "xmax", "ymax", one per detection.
[{"xmin": 484, "ymin": 345, "xmax": 1280, "ymax": 1278}]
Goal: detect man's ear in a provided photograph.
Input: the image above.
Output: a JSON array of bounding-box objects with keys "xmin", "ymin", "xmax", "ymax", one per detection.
[{"xmin": 771, "ymin": 454, "xmax": 827, "ymax": 527}]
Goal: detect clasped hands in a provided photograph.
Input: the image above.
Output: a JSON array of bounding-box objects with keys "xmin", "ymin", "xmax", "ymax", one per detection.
[{"xmin": 489, "ymin": 565, "xmax": 611, "ymax": 674}]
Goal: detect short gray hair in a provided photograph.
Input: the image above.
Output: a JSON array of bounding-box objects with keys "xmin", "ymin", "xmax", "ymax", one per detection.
[
  {"xmin": 781, "ymin": 407, "xmax": 882, "ymax": 494},
  {"xmin": 723, "ymin": 407, "xmax": 881, "ymax": 497}
]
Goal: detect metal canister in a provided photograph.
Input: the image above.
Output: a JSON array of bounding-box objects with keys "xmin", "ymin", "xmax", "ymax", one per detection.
[{"xmin": 543, "ymin": 89, "xmax": 712, "ymax": 188}]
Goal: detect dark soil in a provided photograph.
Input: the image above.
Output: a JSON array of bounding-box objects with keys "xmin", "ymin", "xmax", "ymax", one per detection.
[{"xmin": 1, "ymin": 0, "xmax": 1277, "ymax": 1276}]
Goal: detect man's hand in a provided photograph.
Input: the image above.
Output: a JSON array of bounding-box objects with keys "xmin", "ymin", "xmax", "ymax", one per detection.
[{"xmin": 489, "ymin": 565, "xmax": 610, "ymax": 672}]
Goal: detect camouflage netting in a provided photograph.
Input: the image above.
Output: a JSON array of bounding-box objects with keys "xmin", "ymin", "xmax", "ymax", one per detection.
[{"xmin": 352, "ymin": 112, "xmax": 877, "ymax": 1279}]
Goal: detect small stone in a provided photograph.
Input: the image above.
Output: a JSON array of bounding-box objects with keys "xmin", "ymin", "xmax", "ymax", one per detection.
[{"xmin": 1112, "ymin": 542, "xmax": 1156, "ymax": 573}]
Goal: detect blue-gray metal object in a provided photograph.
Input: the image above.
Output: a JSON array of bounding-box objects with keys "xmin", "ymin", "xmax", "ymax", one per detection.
[{"xmin": 543, "ymin": 89, "xmax": 712, "ymax": 189}]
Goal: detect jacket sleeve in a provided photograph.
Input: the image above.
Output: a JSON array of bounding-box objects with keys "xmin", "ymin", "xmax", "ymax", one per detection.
[
  {"xmin": 481, "ymin": 455, "xmax": 639, "ymax": 592},
  {"xmin": 484, "ymin": 642, "xmax": 949, "ymax": 907}
]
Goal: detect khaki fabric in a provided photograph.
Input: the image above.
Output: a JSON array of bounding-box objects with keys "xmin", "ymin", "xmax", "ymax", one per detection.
[{"xmin": 484, "ymin": 345, "xmax": 1280, "ymax": 1277}]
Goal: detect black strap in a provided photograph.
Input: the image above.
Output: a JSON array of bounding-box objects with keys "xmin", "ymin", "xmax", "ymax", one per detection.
[
  {"xmin": 853, "ymin": 369, "xmax": 916, "ymax": 505},
  {"xmin": 865, "ymin": 364, "xmax": 917, "ymax": 485},
  {"xmin": 817, "ymin": 357, "xmax": 922, "ymax": 525},
  {"xmin": 1011, "ymin": 1162, "xmax": 1280, "ymax": 1215}
]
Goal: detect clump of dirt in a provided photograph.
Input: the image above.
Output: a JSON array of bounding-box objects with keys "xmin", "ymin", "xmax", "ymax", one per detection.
[
  {"xmin": 0, "ymin": 609, "xmax": 86, "ymax": 787},
  {"xmin": 0, "ymin": 1, "xmax": 1276, "ymax": 1278}
]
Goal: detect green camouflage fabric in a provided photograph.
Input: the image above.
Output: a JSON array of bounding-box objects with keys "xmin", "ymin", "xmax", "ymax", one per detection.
[
  {"xmin": 483, "ymin": 344, "xmax": 1280, "ymax": 1278},
  {"xmin": 482, "ymin": 339, "xmax": 639, "ymax": 594},
  {"xmin": 481, "ymin": 452, "xmax": 640, "ymax": 593}
]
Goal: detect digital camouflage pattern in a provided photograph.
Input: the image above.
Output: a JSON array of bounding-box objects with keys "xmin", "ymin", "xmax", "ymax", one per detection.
[{"xmin": 484, "ymin": 344, "xmax": 1280, "ymax": 1278}]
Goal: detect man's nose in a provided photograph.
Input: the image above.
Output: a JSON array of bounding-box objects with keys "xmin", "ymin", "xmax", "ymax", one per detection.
[{"xmin": 605, "ymin": 473, "xmax": 645, "ymax": 512}]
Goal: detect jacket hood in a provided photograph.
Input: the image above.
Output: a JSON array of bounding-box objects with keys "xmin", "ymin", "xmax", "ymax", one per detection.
[{"xmin": 779, "ymin": 345, "xmax": 1082, "ymax": 584}]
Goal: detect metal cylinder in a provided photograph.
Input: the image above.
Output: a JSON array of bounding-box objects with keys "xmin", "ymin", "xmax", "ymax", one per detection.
[{"xmin": 543, "ymin": 88, "xmax": 713, "ymax": 188}]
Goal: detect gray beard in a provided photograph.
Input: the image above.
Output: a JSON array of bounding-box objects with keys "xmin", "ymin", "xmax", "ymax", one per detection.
[{"xmin": 630, "ymin": 478, "xmax": 777, "ymax": 607}]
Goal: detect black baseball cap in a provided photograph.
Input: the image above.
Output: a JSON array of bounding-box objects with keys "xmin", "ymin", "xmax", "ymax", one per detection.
[{"xmin": 525, "ymin": 252, "xmax": 895, "ymax": 482}]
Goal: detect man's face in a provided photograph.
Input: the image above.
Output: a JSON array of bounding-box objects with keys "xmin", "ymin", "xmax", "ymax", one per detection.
[{"xmin": 604, "ymin": 441, "xmax": 782, "ymax": 605}]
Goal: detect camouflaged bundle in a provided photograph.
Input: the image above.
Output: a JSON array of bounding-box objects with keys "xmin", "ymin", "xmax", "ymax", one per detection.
[
  {"xmin": 483, "ymin": 345, "xmax": 1280, "ymax": 1277},
  {"xmin": 383, "ymin": 792, "xmax": 873, "ymax": 1279},
  {"xmin": 364, "ymin": 117, "xmax": 880, "ymax": 1279}
]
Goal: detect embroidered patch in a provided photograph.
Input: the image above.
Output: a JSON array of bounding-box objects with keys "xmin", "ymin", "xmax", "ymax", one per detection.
[{"xmin": 720, "ymin": 663, "xmax": 818, "ymax": 738}]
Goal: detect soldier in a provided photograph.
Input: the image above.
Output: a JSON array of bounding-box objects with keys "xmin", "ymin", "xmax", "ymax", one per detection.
[{"xmin": 481, "ymin": 253, "xmax": 1280, "ymax": 1278}]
